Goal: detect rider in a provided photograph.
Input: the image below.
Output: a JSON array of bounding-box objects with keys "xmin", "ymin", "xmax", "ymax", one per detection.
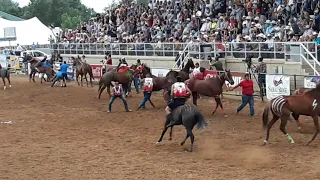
[
  {"xmin": 82, "ymin": 55, "xmax": 86, "ymax": 63},
  {"xmin": 34, "ymin": 55, "xmax": 47, "ymax": 72},
  {"xmin": 137, "ymin": 74, "xmax": 156, "ymax": 110},
  {"xmin": 118, "ymin": 57, "xmax": 129, "ymax": 72},
  {"xmin": 51, "ymin": 69, "xmax": 66, "ymax": 87},
  {"xmin": 165, "ymin": 76, "xmax": 192, "ymax": 127},
  {"xmin": 60, "ymin": 61, "xmax": 70, "ymax": 82},
  {"xmin": 192, "ymin": 62, "xmax": 205, "ymax": 80}
]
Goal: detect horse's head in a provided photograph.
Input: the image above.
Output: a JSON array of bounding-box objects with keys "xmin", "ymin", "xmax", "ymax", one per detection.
[
  {"xmin": 138, "ymin": 63, "xmax": 151, "ymax": 78},
  {"xmin": 130, "ymin": 64, "xmax": 138, "ymax": 70},
  {"xmin": 221, "ymin": 69, "xmax": 234, "ymax": 85},
  {"xmin": 186, "ymin": 58, "xmax": 195, "ymax": 69}
]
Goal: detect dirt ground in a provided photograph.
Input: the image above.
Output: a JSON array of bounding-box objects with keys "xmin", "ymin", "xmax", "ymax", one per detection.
[{"xmin": 1, "ymin": 76, "xmax": 320, "ymax": 180}]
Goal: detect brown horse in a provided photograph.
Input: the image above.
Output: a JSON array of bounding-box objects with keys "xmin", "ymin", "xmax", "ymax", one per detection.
[
  {"xmin": 0, "ymin": 68, "xmax": 11, "ymax": 90},
  {"xmin": 98, "ymin": 68, "xmax": 135, "ymax": 99},
  {"xmin": 138, "ymin": 63, "xmax": 176, "ymax": 102},
  {"xmin": 262, "ymin": 84, "xmax": 320, "ymax": 145},
  {"xmin": 72, "ymin": 57, "xmax": 94, "ymax": 87},
  {"xmin": 186, "ymin": 70, "xmax": 234, "ymax": 116},
  {"xmin": 29, "ymin": 59, "xmax": 55, "ymax": 83},
  {"xmin": 166, "ymin": 58, "xmax": 195, "ymax": 81}
]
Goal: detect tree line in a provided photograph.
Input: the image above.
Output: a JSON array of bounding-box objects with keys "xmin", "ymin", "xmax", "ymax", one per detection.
[{"xmin": 0, "ymin": 0, "xmax": 95, "ymax": 29}]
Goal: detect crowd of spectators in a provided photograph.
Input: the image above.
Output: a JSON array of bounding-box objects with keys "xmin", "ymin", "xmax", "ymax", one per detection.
[{"xmin": 57, "ymin": 0, "xmax": 320, "ymax": 46}]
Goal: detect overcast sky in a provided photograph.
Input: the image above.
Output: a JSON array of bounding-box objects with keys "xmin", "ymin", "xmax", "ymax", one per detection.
[{"xmin": 14, "ymin": 0, "xmax": 111, "ymax": 13}]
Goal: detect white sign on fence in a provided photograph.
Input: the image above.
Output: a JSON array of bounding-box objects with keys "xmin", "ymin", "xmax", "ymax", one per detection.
[
  {"xmin": 304, "ymin": 76, "xmax": 319, "ymax": 88},
  {"xmin": 151, "ymin": 69, "xmax": 170, "ymax": 77},
  {"xmin": 266, "ymin": 75, "xmax": 290, "ymax": 100}
]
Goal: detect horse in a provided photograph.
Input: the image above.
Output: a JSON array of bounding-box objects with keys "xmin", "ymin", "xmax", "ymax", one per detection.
[
  {"xmin": 0, "ymin": 68, "xmax": 11, "ymax": 90},
  {"xmin": 186, "ymin": 70, "xmax": 234, "ymax": 116},
  {"xmin": 262, "ymin": 83, "xmax": 320, "ymax": 145},
  {"xmin": 156, "ymin": 104, "xmax": 208, "ymax": 152},
  {"xmin": 166, "ymin": 58, "xmax": 195, "ymax": 81},
  {"xmin": 72, "ymin": 57, "xmax": 94, "ymax": 87},
  {"xmin": 98, "ymin": 68, "xmax": 135, "ymax": 99},
  {"xmin": 29, "ymin": 58, "xmax": 55, "ymax": 83}
]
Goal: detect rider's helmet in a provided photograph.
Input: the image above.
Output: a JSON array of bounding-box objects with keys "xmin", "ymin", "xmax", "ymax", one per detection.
[{"xmin": 258, "ymin": 56, "xmax": 263, "ymax": 62}]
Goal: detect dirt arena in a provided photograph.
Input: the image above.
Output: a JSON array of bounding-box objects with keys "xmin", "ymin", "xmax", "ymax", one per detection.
[{"xmin": 1, "ymin": 76, "xmax": 320, "ymax": 180}]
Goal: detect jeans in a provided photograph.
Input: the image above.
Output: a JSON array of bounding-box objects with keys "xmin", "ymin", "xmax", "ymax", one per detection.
[
  {"xmin": 237, "ymin": 95, "xmax": 254, "ymax": 116},
  {"xmin": 51, "ymin": 76, "xmax": 62, "ymax": 87},
  {"xmin": 133, "ymin": 77, "xmax": 140, "ymax": 93},
  {"xmin": 108, "ymin": 95, "xmax": 129, "ymax": 111},
  {"xmin": 138, "ymin": 91, "xmax": 152, "ymax": 108}
]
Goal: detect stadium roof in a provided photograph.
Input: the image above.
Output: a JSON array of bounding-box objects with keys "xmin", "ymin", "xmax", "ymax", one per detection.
[{"xmin": 0, "ymin": 11, "xmax": 24, "ymax": 21}]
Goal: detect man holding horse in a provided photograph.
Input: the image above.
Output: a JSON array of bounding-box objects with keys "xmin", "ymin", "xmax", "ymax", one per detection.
[
  {"xmin": 137, "ymin": 74, "xmax": 156, "ymax": 110},
  {"xmin": 51, "ymin": 69, "xmax": 66, "ymax": 87},
  {"xmin": 230, "ymin": 73, "xmax": 255, "ymax": 116},
  {"xmin": 60, "ymin": 61, "xmax": 70, "ymax": 82},
  {"xmin": 108, "ymin": 81, "xmax": 132, "ymax": 113},
  {"xmin": 166, "ymin": 76, "xmax": 192, "ymax": 127}
]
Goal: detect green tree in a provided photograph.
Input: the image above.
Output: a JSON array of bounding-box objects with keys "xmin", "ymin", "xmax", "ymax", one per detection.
[
  {"xmin": 60, "ymin": 9, "xmax": 82, "ymax": 29},
  {"xmin": 0, "ymin": 0, "xmax": 24, "ymax": 17}
]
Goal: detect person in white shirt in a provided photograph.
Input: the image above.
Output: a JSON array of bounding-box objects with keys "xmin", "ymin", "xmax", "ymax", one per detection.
[{"xmin": 265, "ymin": 34, "xmax": 274, "ymax": 50}]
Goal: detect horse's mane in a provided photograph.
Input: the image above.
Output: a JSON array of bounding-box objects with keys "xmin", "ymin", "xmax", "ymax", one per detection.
[{"xmin": 142, "ymin": 63, "xmax": 151, "ymax": 72}]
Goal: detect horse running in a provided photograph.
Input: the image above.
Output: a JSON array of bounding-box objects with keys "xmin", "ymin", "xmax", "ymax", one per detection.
[
  {"xmin": 72, "ymin": 57, "xmax": 94, "ymax": 87},
  {"xmin": 166, "ymin": 58, "xmax": 195, "ymax": 81},
  {"xmin": 262, "ymin": 84, "xmax": 320, "ymax": 145},
  {"xmin": 0, "ymin": 68, "xmax": 11, "ymax": 90},
  {"xmin": 156, "ymin": 104, "xmax": 208, "ymax": 152},
  {"xmin": 187, "ymin": 70, "xmax": 234, "ymax": 116}
]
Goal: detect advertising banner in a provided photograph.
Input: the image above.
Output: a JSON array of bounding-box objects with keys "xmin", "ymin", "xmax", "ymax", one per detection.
[
  {"xmin": 304, "ymin": 76, "xmax": 320, "ymax": 88},
  {"xmin": 266, "ymin": 75, "xmax": 290, "ymax": 100},
  {"xmin": 91, "ymin": 65, "xmax": 103, "ymax": 79}
]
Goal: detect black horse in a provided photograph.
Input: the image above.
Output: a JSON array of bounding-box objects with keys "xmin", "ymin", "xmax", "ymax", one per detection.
[
  {"xmin": 156, "ymin": 104, "xmax": 208, "ymax": 152},
  {"xmin": 166, "ymin": 58, "xmax": 195, "ymax": 82}
]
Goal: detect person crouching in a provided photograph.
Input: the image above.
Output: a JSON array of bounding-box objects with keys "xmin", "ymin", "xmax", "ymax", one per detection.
[
  {"xmin": 165, "ymin": 76, "xmax": 192, "ymax": 127},
  {"xmin": 107, "ymin": 81, "xmax": 132, "ymax": 113},
  {"xmin": 137, "ymin": 74, "xmax": 156, "ymax": 110},
  {"xmin": 51, "ymin": 69, "xmax": 66, "ymax": 87}
]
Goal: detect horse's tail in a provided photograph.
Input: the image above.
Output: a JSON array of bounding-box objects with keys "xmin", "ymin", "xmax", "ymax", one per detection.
[
  {"xmin": 262, "ymin": 101, "xmax": 271, "ymax": 129},
  {"xmin": 196, "ymin": 112, "xmax": 208, "ymax": 130},
  {"xmin": 98, "ymin": 78, "xmax": 104, "ymax": 92}
]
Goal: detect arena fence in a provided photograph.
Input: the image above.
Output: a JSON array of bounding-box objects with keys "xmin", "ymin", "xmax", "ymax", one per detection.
[{"xmin": 2, "ymin": 42, "xmax": 318, "ymax": 60}]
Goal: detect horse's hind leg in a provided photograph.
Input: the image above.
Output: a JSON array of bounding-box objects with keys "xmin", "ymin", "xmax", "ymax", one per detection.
[
  {"xmin": 169, "ymin": 126, "xmax": 173, "ymax": 140},
  {"xmin": 84, "ymin": 74, "xmax": 89, "ymax": 87},
  {"xmin": 192, "ymin": 92, "xmax": 198, "ymax": 106},
  {"xmin": 80, "ymin": 75, "xmax": 84, "ymax": 86},
  {"xmin": 263, "ymin": 114, "xmax": 279, "ymax": 145},
  {"xmin": 211, "ymin": 98, "xmax": 219, "ymax": 115},
  {"xmin": 98, "ymin": 84, "xmax": 107, "ymax": 99},
  {"xmin": 279, "ymin": 114, "xmax": 295, "ymax": 144},
  {"xmin": 307, "ymin": 115, "xmax": 319, "ymax": 145},
  {"xmin": 181, "ymin": 128, "xmax": 194, "ymax": 152},
  {"xmin": 216, "ymin": 96, "xmax": 227, "ymax": 117},
  {"xmin": 291, "ymin": 113, "xmax": 302, "ymax": 130},
  {"xmin": 7, "ymin": 77, "xmax": 11, "ymax": 88},
  {"xmin": 148, "ymin": 98, "xmax": 156, "ymax": 108}
]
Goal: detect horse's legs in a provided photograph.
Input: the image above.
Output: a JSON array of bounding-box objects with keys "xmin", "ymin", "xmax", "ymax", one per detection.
[
  {"xmin": 192, "ymin": 92, "xmax": 198, "ymax": 106},
  {"xmin": 263, "ymin": 114, "xmax": 279, "ymax": 145},
  {"xmin": 291, "ymin": 112, "xmax": 302, "ymax": 130},
  {"xmin": 80, "ymin": 74, "xmax": 83, "ymax": 87},
  {"xmin": 307, "ymin": 115, "xmax": 319, "ymax": 145},
  {"xmin": 2, "ymin": 77, "xmax": 6, "ymax": 90},
  {"xmin": 180, "ymin": 129, "xmax": 194, "ymax": 152},
  {"xmin": 107, "ymin": 85, "xmax": 111, "ymax": 97},
  {"xmin": 32, "ymin": 72, "xmax": 36, "ymax": 83},
  {"xmin": 98, "ymin": 84, "xmax": 107, "ymax": 99},
  {"xmin": 7, "ymin": 76, "xmax": 11, "ymax": 87},
  {"xmin": 148, "ymin": 98, "xmax": 156, "ymax": 108},
  {"xmin": 76, "ymin": 73, "xmax": 80, "ymax": 86},
  {"xmin": 211, "ymin": 97, "xmax": 220, "ymax": 115},
  {"xmin": 169, "ymin": 126, "xmax": 173, "ymax": 140},
  {"xmin": 84, "ymin": 73, "xmax": 89, "ymax": 87},
  {"xmin": 215, "ymin": 96, "xmax": 227, "ymax": 117},
  {"xmin": 279, "ymin": 114, "xmax": 295, "ymax": 144},
  {"xmin": 156, "ymin": 117, "xmax": 172, "ymax": 143},
  {"xmin": 40, "ymin": 75, "xmax": 43, "ymax": 84}
]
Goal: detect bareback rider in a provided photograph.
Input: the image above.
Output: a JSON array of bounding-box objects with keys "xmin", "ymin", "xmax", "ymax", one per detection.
[
  {"xmin": 34, "ymin": 55, "xmax": 47, "ymax": 72},
  {"xmin": 192, "ymin": 62, "xmax": 206, "ymax": 80},
  {"xmin": 118, "ymin": 58, "xmax": 129, "ymax": 72},
  {"xmin": 165, "ymin": 76, "xmax": 192, "ymax": 127}
]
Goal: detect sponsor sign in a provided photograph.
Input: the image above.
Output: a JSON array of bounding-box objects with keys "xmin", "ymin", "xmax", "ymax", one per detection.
[
  {"xmin": 304, "ymin": 76, "xmax": 320, "ymax": 88},
  {"xmin": 266, "ymin": 75, "xmax": 290, "ymax": 100},
  {"xmin": 91, "ymin": 65, "xmax": 103, "ymax": 79}
]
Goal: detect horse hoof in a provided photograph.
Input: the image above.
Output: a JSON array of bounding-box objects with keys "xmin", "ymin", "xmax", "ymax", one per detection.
[
  {"xmin": 168, "ymin": 138, "xmax": 172, "ymax": 141},
  {"xmin": 156, "ymin": 141, "xmax": 162, "ymax": 145},
  {"xmin": 3, "ymin": 86, "xmax": 6, "ymax": 90},
  {"xmin": 263, "ymin": 140, "xmax": 267, "ymax": 145},
  {"xmin": 9, "ymin": 85, "xmax": 11, "ymax": 88},
  {"xmin": 224, "ymin": 114, "xmax": 228, "ymax": 118}
]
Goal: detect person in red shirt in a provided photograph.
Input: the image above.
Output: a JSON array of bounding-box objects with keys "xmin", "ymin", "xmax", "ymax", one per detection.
[
  {"xmin": 230, "ymin": 73, "xmax": 254, "ymax": 116},
  {"xmin": 106, "ymin": 54, "xmax": 112, "ymax": 65}
]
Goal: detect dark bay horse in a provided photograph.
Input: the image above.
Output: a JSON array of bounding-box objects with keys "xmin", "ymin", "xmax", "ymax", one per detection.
[
  {"xmin": 187, "ymin": 70, "xmax": 234, "ymax": 116},
  {"xmin": 0, "ymin": 68, "xmax": 11, "ymax": 90},
  {"xmin": 98, "ymin": 68, "xmax": 135, "ymax": 99},
  {"xmin": 156, "ymin": 104, "xmax": 208, "ymax": 152},
  {"xmin": 138, "ymin": 63, "xmax": 176, "ymax": 103},
  {"xmin": 262, "ymin": 83, "xmax": 320, "ymax": 145},
  {"xmin": 29, "ymin": 59, "xmax": 55, "ymax": 83},
  {"xmin": 72, "ymin": 57, "xmax": 94, "ymax": 87},
  {"xmin": 166, "ymin": 58, "xmax": 195, "ymax": 81}
]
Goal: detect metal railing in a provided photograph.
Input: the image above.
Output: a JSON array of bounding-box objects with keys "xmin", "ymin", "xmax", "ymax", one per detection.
[
  {"xmin": 173, "ymin": 44, "xmax": 190, "ymax": 69},
  {"xmin": 1, "ymin": 42, "xmax": 318, "ymax": 60},
  {"xmin": 300, "ymin": 43, "xmax": 320, "ymax": 75}
]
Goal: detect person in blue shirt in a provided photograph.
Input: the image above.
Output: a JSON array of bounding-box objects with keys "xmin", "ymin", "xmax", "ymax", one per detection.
[
  {"xmin": 60, "ymin": 61, "xmax": 70, "ymax": 82},
  {"xmin": 51, "ymin": 69, "xmax": 66, "ymax": 87}
]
